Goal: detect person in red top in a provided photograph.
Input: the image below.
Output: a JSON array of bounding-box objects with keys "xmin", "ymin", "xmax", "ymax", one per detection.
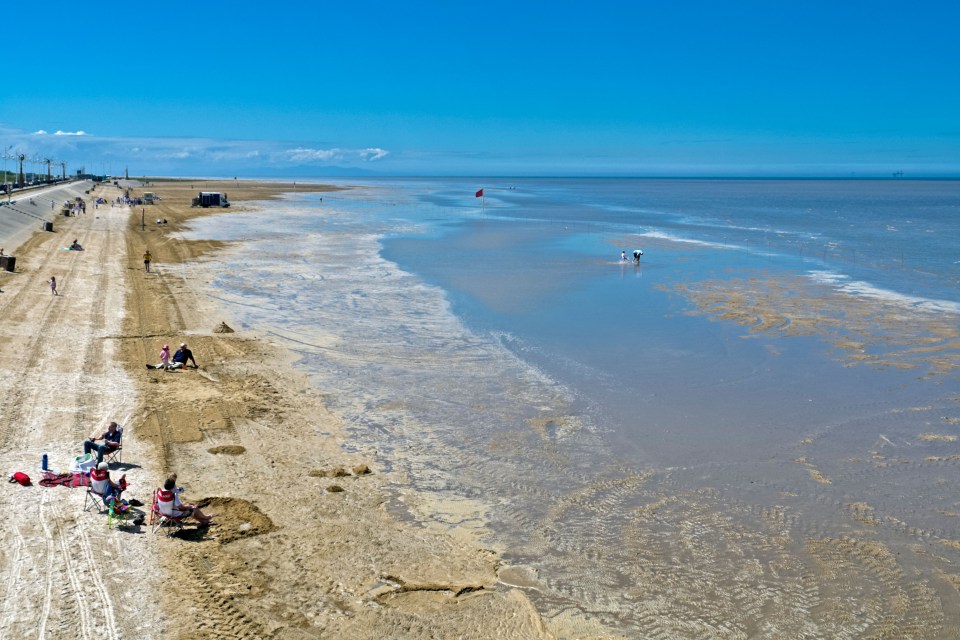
[
  {"xmin": 157, "ymin": 475, "xmax": 214, "ymax": 525},
  {"xmin": 90, "ymin": 462, "xmax": 127, "ymax": 503}
]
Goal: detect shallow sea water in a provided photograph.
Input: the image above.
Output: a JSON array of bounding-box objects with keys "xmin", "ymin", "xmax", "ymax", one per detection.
[{"xmin": 184, "ymin": 179, "xmax": 960, "ymax": 638}]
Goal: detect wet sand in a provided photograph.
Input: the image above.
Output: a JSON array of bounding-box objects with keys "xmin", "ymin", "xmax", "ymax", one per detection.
[{"xmin": 0, "ymin": 179, "xmax": 548, "ymax": 639}]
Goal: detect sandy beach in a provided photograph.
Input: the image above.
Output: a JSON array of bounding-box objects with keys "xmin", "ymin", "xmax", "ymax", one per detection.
[{"xmin": 0, "ymin": 180, "xmax": 549, "ymax": 640}]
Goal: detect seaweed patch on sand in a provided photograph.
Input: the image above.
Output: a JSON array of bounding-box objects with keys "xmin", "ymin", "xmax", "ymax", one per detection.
[{"xmin": 672, "ymin": 274, "xmax": 960, "ymax": 377}]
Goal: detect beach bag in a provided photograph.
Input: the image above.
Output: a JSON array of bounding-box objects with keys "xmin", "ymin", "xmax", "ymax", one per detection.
[
  {"xmin": 70, "ymin": 454, "xmax": 96, "ymax": 473},
  {"xmin": 8, "ymin": 472, "xmax": 31, "ymax": 486}
]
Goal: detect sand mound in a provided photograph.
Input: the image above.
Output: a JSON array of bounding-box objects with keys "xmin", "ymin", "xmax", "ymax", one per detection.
[
  {"xmin": 194, "ymin": 496, "xmax": 275, "ymax": 544},
  {"xmin": 208, "ymin": 445, "xmax": 246, "ymax": 455},
  {"xmin": 308, "ymin": 465, "xmax": 373, "ymax": 477}
]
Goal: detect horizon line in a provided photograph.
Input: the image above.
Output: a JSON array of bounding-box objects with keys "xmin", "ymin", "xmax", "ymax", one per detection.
[{"xmin": 135, "ymin": 174, "xmax": 960, "ymax": 182}]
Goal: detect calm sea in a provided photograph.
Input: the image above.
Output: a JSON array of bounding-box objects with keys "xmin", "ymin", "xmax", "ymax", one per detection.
[{"xmin": 184, "ymin": 178, "xmax": 960, "ymax": 637}]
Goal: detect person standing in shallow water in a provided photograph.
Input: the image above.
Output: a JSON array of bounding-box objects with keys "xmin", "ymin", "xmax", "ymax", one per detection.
[
  {"xmin": 49, "ymin": 276, "xmax": 58, "ymax": 295},
  {"xmin": 143, "ymin": 249, "xmax": 152, "ymax": 273}
]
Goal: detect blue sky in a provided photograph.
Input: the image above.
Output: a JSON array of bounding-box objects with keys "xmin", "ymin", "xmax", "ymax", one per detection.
[{"xmin": 2, "ymin": 1, "xmax": 958, "ymax": 177}]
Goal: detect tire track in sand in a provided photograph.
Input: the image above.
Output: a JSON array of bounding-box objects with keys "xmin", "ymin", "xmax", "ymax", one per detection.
[{"xmin": 0, "ymin": 187, "xmax": 144, "ymax": 640}]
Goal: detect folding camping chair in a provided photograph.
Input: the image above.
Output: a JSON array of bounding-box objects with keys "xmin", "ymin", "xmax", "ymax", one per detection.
[
  {"xmin": 84, "ymin": 467, "xmax": 130, "ymax": 527},
  {"xmin": 84, "ymin": 485, "xmax": 111, "ymax": 514},
  {"xmin": 105, "ymin": 498, "xmax": 132, "ymax": 528},
  {"xmin": 151, "ymin": 488, "xmax": 189, "ymax": 536},
  {"xmin": 103, "ymin": 426, "xmax": 123, "ymax": 466},
  {"xmin": 85, "ymin": 465, "xmax": 114, "ymax": 513}
]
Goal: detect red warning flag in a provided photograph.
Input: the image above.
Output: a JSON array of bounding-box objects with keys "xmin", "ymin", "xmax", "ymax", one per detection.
[{"xmin": 475, "ymin": 188, "xmax": 484, "ymax": 198}]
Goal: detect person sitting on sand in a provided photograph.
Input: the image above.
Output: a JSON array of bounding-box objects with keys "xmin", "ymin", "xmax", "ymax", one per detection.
[
  {"xmin": 90, "ymin": 462, "xmax": 127, "ymax": 504},
  {"xmin": 83, "ymin": 421, "xmax": 122, "ymax": 464},
  {"xmin": 146, "ymin": 343, "xmax": 171, "ymax": 370},
  {"xmin": 158, "ymin": 475, "xmax": 214, "ymax": 525},
  {"xmin": 69, "ymin": 239, "xmax": 82, "ymax": 251},
  {"xmin": 169, "ymin": 343, "xmax": 198, "ymax": 369}
]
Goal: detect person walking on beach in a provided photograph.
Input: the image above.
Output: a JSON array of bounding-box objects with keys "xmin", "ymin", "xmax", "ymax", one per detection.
[
  {"xmin": 620, "ymin": 251, "xmax": 627, "ymax": 262},
  {"xmin": 143, "ymin": 249, "xmax": 152, "ymax": 273},
  {"xmin": 48, "ymin": 276, "xmax": 58, "ymax": 295}
]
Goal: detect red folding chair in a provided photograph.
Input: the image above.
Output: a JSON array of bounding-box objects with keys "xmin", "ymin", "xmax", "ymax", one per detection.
[{"xmin": 151, "ymin": 488, "xmax": 189, "ymax": 536}]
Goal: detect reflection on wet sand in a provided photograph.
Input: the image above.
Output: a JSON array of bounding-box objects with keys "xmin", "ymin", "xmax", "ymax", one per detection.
[{"xmin": 475, "ymin": 271, "xmax": 960, "ymax": 636}]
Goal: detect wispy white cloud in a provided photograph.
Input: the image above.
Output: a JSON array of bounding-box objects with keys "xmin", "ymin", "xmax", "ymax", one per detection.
[
  {"xmin": 32, "ymin": 129, "xmax": 90, "ymax": 136},
  {"xmin": 2, "ymin": 125, "xmax": 394, "ymax": 175},
  {"xmin": 361, "ymin": 148, "xmax": 389, "ymax": 161},
  {"xmin": 281, "ymin": 147, "xmax": 389, "ymax": 163}
]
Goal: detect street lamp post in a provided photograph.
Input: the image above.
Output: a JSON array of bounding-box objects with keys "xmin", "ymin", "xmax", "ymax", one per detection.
[{"xmin": 2, "ymin": 145, "xmax": 11, "ymax": 204}]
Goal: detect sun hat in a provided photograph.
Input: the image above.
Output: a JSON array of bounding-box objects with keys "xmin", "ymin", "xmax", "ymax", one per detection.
[
  {"xmin": 97, "ymin": 462, "xmax": 108, "ymax": 470},
  {"xmin": 180, "ymin": 342, "xmax": 187, "ymax": 347}
]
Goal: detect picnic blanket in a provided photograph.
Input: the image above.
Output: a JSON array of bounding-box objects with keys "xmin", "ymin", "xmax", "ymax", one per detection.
[{"xmin": 39, "ymin": 471, "xmax": 89, "ymax": 488}]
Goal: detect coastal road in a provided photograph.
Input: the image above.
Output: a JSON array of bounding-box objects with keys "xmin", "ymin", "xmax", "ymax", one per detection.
[{"xmin": 0, "ymin": 180, "xmax": 94, "ymax": 255}]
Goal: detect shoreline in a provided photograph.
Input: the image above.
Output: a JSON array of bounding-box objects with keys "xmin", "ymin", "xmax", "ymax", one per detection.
[
  {"xmin": 0, "ymin": 178, "xmax": 551, "ymax": 639},
  {"xmin": 189, "ymin": 178, "xmax": 960, "ymax": 638},
  {"xmin": 121, "ymin": 179, "xmax": 550, "ymax": 638}
]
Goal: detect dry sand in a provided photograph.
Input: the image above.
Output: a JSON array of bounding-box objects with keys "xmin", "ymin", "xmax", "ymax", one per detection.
[{"xmin": 0, "ymin": 180, "xmax": 549, "ymax": 639}]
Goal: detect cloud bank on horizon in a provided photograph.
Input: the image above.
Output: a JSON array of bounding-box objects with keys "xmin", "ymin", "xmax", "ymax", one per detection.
[
  {"xmin": 5, "ymin": 123, "xmax": 956, "ymax": 179},
  {"xmin": 1, "ymin": 126, "xmax": 391, "ymax": 177}
]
